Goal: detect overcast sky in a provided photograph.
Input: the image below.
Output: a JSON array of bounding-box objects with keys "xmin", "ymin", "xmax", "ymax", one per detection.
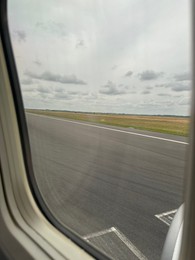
[{"xmin": 8, "ymin": 0, "xmax": 192, "ymax": 115}]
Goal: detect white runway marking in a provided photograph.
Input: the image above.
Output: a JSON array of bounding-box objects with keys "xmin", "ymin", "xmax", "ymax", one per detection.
[
  {"xmin": 83, "ymin": 227, "xmax": 114, "ymax": 241},
  {"xmin": 112, "ymin": 227, "xmax": 148, "ymax": 260},
  {"xmin": 83, "ymin": 227, "xmax": 148, "ymax": 260},
  {"xmin": 155, "ymin": 209, "xmax": 177, "ymax": 226},
  {"xmin": 28, "ymin": 113, "xmax": 188, "ymax": 145}
]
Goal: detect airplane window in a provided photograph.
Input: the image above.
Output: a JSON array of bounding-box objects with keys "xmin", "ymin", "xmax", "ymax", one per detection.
[{"xmin": 8, "ymin": 0, "xmax": 192, "ymax": 259}]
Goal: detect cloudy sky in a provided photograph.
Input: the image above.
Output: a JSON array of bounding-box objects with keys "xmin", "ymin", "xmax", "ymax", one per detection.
[{"xmin": 8, "ymin": 0, "xmax": 192, "ymax": 115}]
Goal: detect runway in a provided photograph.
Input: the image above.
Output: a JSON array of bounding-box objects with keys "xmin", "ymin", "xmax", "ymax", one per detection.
[{"xmin": 26, "ymin": 113, "xmax": 187, "ymax": 259}]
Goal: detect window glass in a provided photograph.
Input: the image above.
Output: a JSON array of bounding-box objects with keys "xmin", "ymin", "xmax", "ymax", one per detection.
[{"xmin": 8, "ymin": 1, "xmax": 191, "ymax": 259}]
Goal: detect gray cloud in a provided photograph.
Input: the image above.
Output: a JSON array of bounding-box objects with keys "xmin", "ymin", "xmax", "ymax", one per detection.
[
  {"xmin": 33, "ymin": 60, "xmax": 42, "ymax": 66},
  {"xmin": 155, "ymin": 82, "xmax": 191, "ymax": 92},
  {"xmin": 155, "ymin": 84, "xmax": 166, "ymax": 88},
  {"xmin": 76, "ymin": 40, "xmax": 84, "ymax": 48},
  {"xmin": 39, "ymin": 92, "xmax": 49, "ymax": 99},
  {"xmin": 14, "ymin": 30, "xmax": 26, "ymax": 42},
  {"xmin": 54, "ymin": 92, "xmax": 73, "ymax": 100},
  {"xmin": 146, "ymin": 86, "xmax": 153, "ymax": 90},
  {"xmin": 22, "ymin": 86, "xmax": 35, "ymax": 92},
  {"xmin": 142, "ymin": 90, "xmax": 150, "ymax": 94},
  {"xmin": 138, "ymin": 70, "xmax": 163, "ymax": 81},
  {"xmin": 68, "ymin": 91, "xmax": 78, "ymax": 95},
  {"xmin": 25, "ymin": 70, "xmax": 87, "ymax": 85},
  {"xmin": 174, "ymin": 72, "xmax": 191, "ymax": 81},
  {"xmin": 21, "ymin": 78, "xmax": 34, "ymax": 85},
  {"xmin": 37, "ymin": 86, "xmax": 50, "ymax": 93},
  {"xmin": 158, "ymin": 93, "xmax": 169, "ymax": 96},
  {"xmin": 99, "ymin": 81, "xmax": 128, "ymax": 95},
  {"xmin": 54, "ymin": 86, "xmax": 64, "ymax": 93},
  {"xmin": 80, "ymin": 92, "xmax": 89, "ymax": 96},
  {"xmin": 83, "ymin": 92, "xmax": 98, "ymax": 101},
  {"xmin": 36, "ymin": 21, "xmax": 67, "ymax": 36},
  {"xmin": 111, "ymin": 65, "xmax": 118, "ymax": 70},
  {"xmin": 171, "ymin": 83, "xmax": 191, "ymax": 92},
  {"xmin": 124, "ymin": 70, "xmax": 133, "ymax": 77},
  {"xmin": 66, "ymin": 91, "xmax": 89, "ymax": 97}
]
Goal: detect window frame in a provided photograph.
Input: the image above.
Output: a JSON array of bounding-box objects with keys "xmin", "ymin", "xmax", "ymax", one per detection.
[{"xmin": 179, "ymin": 2, "xmax": 195, "ymax": 259}]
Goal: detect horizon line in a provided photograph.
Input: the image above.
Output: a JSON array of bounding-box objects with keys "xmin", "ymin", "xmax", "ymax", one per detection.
[{"xmin": 25, "ymin": 108, "xmax": 190, "ymax": 117}]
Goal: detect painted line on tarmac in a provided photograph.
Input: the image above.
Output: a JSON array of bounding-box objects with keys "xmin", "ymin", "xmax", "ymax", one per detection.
[
  {"xmin": 83, "ymin": 227, "xmax": 148, "ymax": 260},
  {"xmin": 28, "ymin": 113, "xmax": 188, "ymax": 145},
  {"xmin": 112, "ymin": 227, "xmax": 148, "ymax": 260},
  {"xmin": 155, "ymin": 209, "xmax": 177, "ymax": 226},
  {"xmin": 83, "ymin": 227, "xmax": 114, "ymax": 240}
]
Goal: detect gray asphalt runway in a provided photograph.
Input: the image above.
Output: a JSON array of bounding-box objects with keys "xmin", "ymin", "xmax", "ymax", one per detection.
[{"xmin": 26, "ymin": 113, "xmax": 187, "ymax": 260}]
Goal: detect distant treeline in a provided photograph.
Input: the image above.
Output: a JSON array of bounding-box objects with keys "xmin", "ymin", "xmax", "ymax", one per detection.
[{"xmin": 25, "ymin": 108, "xmax": 190, "ymax": 118}]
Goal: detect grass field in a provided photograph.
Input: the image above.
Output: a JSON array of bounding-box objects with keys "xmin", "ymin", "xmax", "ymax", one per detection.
[{"xmin": 26, "ymin": 109, "xmax": 190, "ymax": 137}]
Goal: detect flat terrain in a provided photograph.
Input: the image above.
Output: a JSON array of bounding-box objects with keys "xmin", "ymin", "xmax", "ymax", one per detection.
[
  {"xmin": 26, "ymin": 109, "xmax": 190, "ymax": 137},
  {"xmin": 26, "ymin": 113, "xmax": 187, "ymax": 260}
]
